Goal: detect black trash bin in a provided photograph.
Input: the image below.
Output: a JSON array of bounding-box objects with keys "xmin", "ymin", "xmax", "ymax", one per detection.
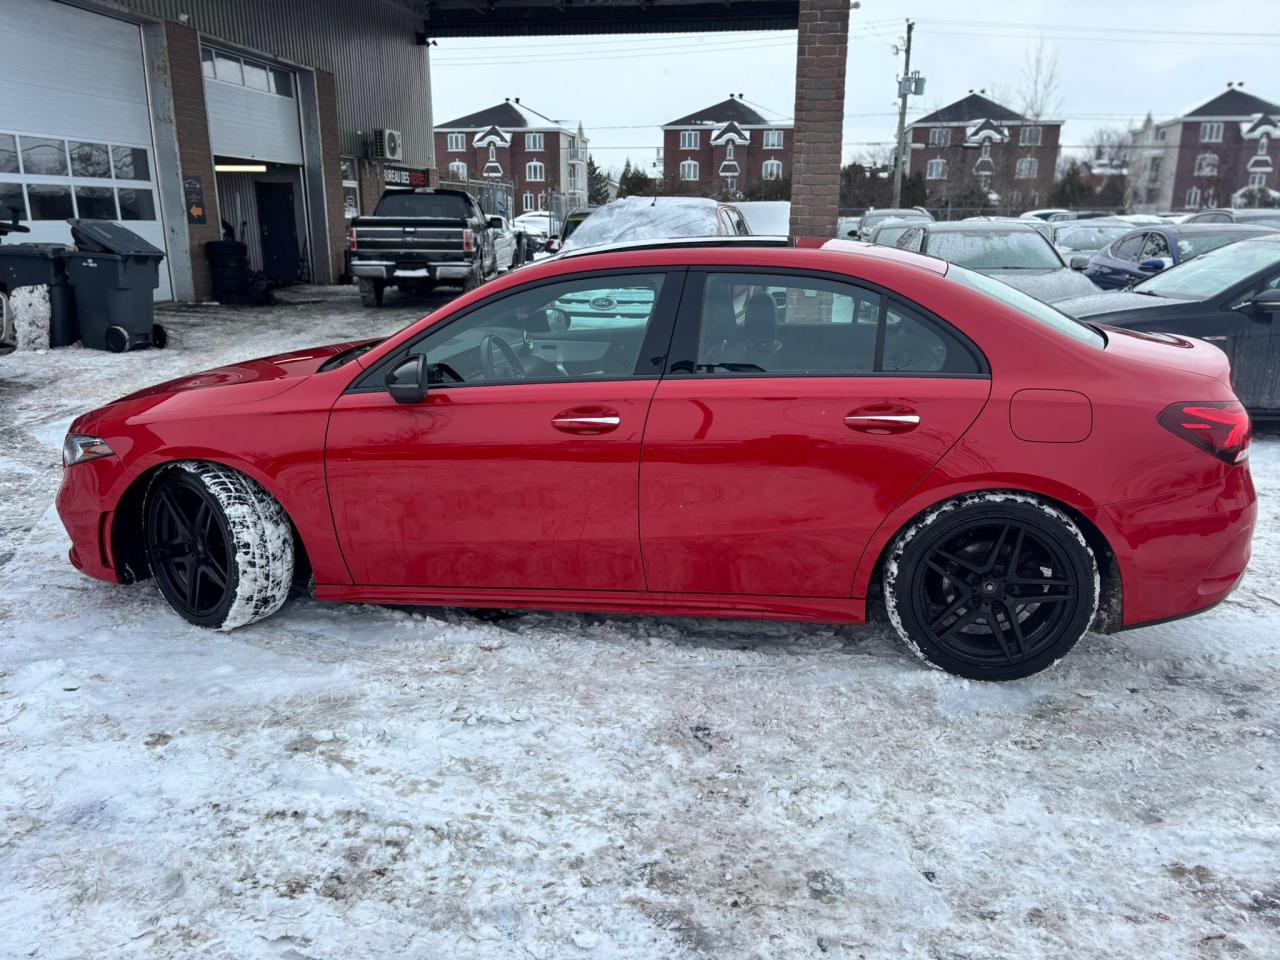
[
  {"xmin": 64, "ymin": 220, "xmax": 166, "ymax": 352},
  {"xmin": 205, "ymin": 240, "xmax": 254, "ymax": 305},
  {"xmin": 0, "ymin": 242, "xmax": 79, "ymax": 347}
]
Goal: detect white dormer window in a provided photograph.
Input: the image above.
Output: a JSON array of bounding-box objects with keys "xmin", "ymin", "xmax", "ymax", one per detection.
[
  {"xmin": 725, "ymin": 143, "xmax": 735, "ymax": 160},
  {"xmin": 1200, "ymin": 121, "xmax": 1224, "ymax": 143},
  {"xmin": 446, "ymin": 132, "xmax": 465, "ymax": 152},
  {"xmin": 1019, "ymin": 125, "xmax": 1042, "ymax": 146},
  {"xmin": 928, "ymin": 127, "xmax": 950, "ymax": 147},
  {"xmin": 1260, "ymin": 134, "xmax": 1270, "ymax": 155},
  {"xmin": 680, "ymin": 130, "xmax": 700, "ymax": 150},
  {"xmin": 762, "ymin": 159, "xmax": 783, "ymax": 180},
  {"xmin": 526, "ymin": 160, "xmax": 545, "ymax": 182},
  {"xmin": 488, "ymin": 144, "xmax": 496, "ymax": 161},
  {"xmin": 679, "ymin": 159, "xmax": 699, "ymax": 180},
  {"xmin": 926, "ymin": 158, "xmax": 947, "ymax": 180},
  {"xmin": 981, "ymin": 141, "xmax": 992, "ymax": 158},
  {"xmin": 763, "ymin": 129, "xmax": 784, "ymax": 149},
  {"xmin": 525, "ymin": 132, "xmax": 544, "ymax": 151}
]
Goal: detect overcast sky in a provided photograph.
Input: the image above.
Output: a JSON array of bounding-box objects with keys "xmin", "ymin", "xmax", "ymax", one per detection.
[{"xmin": 430, "ymin": 0, "xmax": 1277, "ymax": 177}]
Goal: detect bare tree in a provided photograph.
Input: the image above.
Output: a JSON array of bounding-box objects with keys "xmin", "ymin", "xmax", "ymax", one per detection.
[
  {"xmin": 1086, "ymin": 125, "xmax": 1136, "ymax": 208},
  {"xmin": 1019, "ymin": 39, "xmax": 1062, "ymax": 121}
]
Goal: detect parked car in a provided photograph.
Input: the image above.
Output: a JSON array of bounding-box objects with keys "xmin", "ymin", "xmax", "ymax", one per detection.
[
  {"xmin": 558, "ymin": 207, "xmax": 599, "ymax": 249},
  {"xmin": 836, "ymin": 215, "xmax": 862, "ymax": 240},
  {"xmin": 867, "ymin": 218, "xmax": 923, "ymax": 248},
  {"xmin": 894, "ymin": 221, "xmax": 1098, "ymax": 302},
  {"xmin": 349, "ymin": 189, "xmax": 499, "ymax": 306},
  {"xmin": 1079, "ymin": 223, "xmax": 1277, "ymax": 290},
  {"xmin": 856, "ymin": 207, "xmax": 932, "ymax": 240},
  {"xmin": 558, "ymin": 196, "xmax": 750, "ymax": 253},
  {"xmin": 1057, "ymin": 233, "xmax": 1280, "ymax": 416},
  {"xmin": 1044, "ymin": 210, "xmax": 1120, "ymax": 222},
  {"xmin": 1044, "ymin": 219, "xmax": 1133, "ymax": 260},
  {"xmin": 58, "ymin": 237, "xmax": 1256, "ymax": 681},
  {"xmin": 1186, "ymin": 208, "xmax": 1280, "ymax": 227},
  {"xmin": 489, "ymin": 215, "xmax": 522, "ymax": 271},
  {"xmin": 1020, "ymin": 208, "xmax": 1071, "ymax": 221},
  {"xmin": 736, "ymin": 200, "xmax": 791, "ymax": 236}
]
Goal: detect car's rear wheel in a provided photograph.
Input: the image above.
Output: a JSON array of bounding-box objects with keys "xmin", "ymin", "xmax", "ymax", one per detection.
[
  {"xmin": 145, "ymin": 462, "xmax": 294, "ymax": 630},
  {"xmin": 883, "ymin": 494, "xmax": 1098, "ymax": 681},
  {"xmin": 358, "ymin": 278, "xmax": 385, "ymax": 307}
]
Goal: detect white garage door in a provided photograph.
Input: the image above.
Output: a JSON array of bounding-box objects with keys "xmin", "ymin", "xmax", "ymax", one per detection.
[{"xmin": 0, "ymin": 0, "xmax": 172, "ymax": 300}]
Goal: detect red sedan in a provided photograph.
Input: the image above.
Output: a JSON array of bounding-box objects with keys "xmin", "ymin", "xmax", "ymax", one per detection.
[{"xmin": 56, "ymin": 238, "xmax": 1256, "ymax": 680}]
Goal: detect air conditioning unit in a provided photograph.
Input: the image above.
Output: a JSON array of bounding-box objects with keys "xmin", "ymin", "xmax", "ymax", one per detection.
[{"xmin": 373, "ymin": 129, "xmax": 404, "ymax": 162}]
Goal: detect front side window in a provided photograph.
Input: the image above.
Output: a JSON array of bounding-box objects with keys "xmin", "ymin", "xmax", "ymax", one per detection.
[
  {"xmin": 680, "ymin": 130, "xmax": 700, "ymax": 150},
  {"xmin": 926, "ymin": 158, "xmax": 947, "ymax": 180},
  {"xmin": 691, "ymin": 272, "xmax": 982, "ymax": 376},
  {"xmin": 397, "ymin": 273, "xmax": 669, "ymax": 385},
  {"xmin": 1140, "ymin": 231, "xmax": 1172, "ymax": 260},
  {"xmin": 526, "ymin": 132, "xmax": 544, "ymax": 151},
  {"xmin": 762, "ymin": 159, "xmax": 782, "ymax": 180},
  {"xmin": 1019, "ymin": 125, "xmax": 1043, "ymax": 146},
  {"xmin": 447, "ymin": 132, "xmax": 465, "ymax": 152},
  {"xmin": 526, "ymin": 160, "xmax": 545, "ymax": 182},
  {"xmin": 1015, "ymin": 157, "xmax": 1038, "ymax": 179},
  {"xmin": 679, "ymin": 159, "xmax": 699, "ymax": 181},
  {"xmin": 1112, "ymin": 234, "xmax": 1145, "ymax": 262}
]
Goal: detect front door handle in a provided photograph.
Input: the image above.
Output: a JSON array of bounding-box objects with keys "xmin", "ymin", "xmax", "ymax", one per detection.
[
  {"xmin": 552, "ymin": 406, "xmax": 621, "ymax": 435},
  {"xmin": 844, "ymin": 408, "xmax": 920, "ymax": 434}
]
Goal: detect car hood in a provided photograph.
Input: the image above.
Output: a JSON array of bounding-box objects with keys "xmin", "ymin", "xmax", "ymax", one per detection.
[
  {"xmin": 1053, "ymin": 290, "xmax": 1173, "ymax": 318},
  {"xmin": 980, "ymin": 268, "xmax": 1099, "ymax": 303}
]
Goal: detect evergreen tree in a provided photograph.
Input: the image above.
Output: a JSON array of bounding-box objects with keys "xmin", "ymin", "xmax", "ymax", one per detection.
[
  {"xmin": 1051, "ymin": 161, "xmax": 1089, "ymax": 209},
  {"xmin": 586, "ymin": 155, "xmax": 610, "ymax": 206}
]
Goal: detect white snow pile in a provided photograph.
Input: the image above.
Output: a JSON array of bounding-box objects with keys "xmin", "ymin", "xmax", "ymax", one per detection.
[
  {"xmin": 11, "ymin": 284, "xmax": 51, "ymax": 352},
  {"xmin": 560, "ymin": 197, "xmax": 725, "ymax": 252},
  {"xmin": 1, "ymin": 292, "xmax": 1279, "ymax": 958}
]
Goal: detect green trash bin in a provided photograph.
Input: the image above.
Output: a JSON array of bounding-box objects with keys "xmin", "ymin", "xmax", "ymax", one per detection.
[{"xmin": 64, "ymin": 220, "xmax": 167, "ymax": 352}]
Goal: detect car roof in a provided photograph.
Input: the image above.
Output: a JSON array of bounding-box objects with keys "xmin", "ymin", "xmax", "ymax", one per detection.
[
  {"xmin": 920, "ymin": 220, "xmax": 1041, "ymax": 233},
  {"xmin": 1167, "ymin": 222, "xmax": 1280, "ymax": 235},
  {"xmin": 557, "ymin": 235, "xmax": 788, "ymax": 259}
]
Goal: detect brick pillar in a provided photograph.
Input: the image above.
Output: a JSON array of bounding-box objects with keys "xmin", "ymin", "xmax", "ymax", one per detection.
[
  {"xmin": 163, "ymin": 21, "xmax": 221, "ymax": 301},
  {"xmin": 788, "ymin": 0, "xmax": 850, "ymax": 240},
  {"xmin": 315, "ymin": 70, "xmax": 347, "ymax": 283}
]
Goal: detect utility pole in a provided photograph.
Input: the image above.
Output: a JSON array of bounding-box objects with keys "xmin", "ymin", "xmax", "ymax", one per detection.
[{"xmin": 892, "ymin": 20, "xmax": 915, "ymax": 208}]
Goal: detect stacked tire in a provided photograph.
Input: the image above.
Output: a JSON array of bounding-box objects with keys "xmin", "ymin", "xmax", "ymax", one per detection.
[{"xmin": 205, "ymin": 241, "xmax": 254, "ymax": 305}]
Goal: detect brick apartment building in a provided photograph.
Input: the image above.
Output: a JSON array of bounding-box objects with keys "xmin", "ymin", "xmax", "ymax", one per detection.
[
  {"xmin": 1129, "ymin": 86, "xmax": 1280, "ymax": 212},
  {"xmin": 661, "ymin": 96, "xmax": 793, "ymax": 198},
  {"xmin": 434, "ymin": 100, "xmax": 588, "ymax": 217},
  {"xmin": 907, "ymin": 93, "xmax": 1061, "ymax": 211}
]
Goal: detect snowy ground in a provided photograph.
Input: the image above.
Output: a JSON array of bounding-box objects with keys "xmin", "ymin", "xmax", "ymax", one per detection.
[{"xmin": 1, "ymin": 287, "xmax": 1278, "ymax": 959}]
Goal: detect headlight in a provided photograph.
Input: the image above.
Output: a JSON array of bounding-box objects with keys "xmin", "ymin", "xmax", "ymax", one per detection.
[{"xmin": 62, "ymin": 434, "xmax": 115, "ymax": 467}]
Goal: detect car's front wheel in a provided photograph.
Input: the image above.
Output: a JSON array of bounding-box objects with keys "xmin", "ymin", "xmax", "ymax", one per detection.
[
  {"xmin": 144, "ymin": 462, "xmax": 294, "ymax": 630},
  {"xmin": 883, "ymin": 493, "xmax": 1098, "ymax": 681}
]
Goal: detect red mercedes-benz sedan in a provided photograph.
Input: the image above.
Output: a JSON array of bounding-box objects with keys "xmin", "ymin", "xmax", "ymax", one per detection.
[{"xmin": 56, "ymin": 238, "xmax": 1256, "ymax": 680}]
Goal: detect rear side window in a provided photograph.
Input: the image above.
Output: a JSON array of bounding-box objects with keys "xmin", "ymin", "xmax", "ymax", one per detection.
[
  {"xmin": 947, "ymin": 263, "xmax": 1104, "ymax": 349},
  {"xmin": 374, "ymin": 192, "xmax": 470, "ymax": 219},
  {"xmin": 691, "ymin": 272, "xmax": 984, "ymax": 376}
]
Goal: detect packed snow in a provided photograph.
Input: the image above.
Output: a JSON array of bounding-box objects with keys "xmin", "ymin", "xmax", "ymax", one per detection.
[
  {"xmin": 736, "ymin": 201, "xmax": 791, "ymax": 237},
  {"xmin": 1, "ymin": 285, "xmax": 1279, "ymax": 958},
  {"xmin": 560, "ymin": 197, "xmax": 726, "ymax": 252}
]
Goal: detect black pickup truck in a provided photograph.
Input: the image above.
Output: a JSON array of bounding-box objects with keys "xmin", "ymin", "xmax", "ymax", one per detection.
[{"xmin": 349, "ymin": 188, "xmax": 500, "ymax": 306}]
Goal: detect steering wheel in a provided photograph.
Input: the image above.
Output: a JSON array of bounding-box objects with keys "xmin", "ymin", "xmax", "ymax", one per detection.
[{"xmin": 479, "ymin": 334, "xmax": 526, "ymax": 380}]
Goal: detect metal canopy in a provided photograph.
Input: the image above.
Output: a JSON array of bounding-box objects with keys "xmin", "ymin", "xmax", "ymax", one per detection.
[{"xmin": 421, "ymin": 0, "xmax": 798, "ymax": 38}]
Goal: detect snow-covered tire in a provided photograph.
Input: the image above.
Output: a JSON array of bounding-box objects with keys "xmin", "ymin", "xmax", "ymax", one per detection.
[
  {"xmin": 358, "ymin": 278, "xmax": 384, "ymax": 307},
  {"xmin": 144, "ymin": 461, "xmax": 294, "ymax": 631},
  {"xmin": 882, "ymin": 492, "xmax": 1098, "ymax": 681}
]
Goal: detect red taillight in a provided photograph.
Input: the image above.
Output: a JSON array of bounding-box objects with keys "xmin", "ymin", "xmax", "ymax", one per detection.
[
  {"xmin": 462, "ymin": 228, "xmax": 474, "ymax": 253},
  {"xmin": 348, "ymin": 227, "xmax": 357, "ymax": 251},
  {"xmin": 1157, "ymin": 401, "xmax": 1251, "ymax": 464}
]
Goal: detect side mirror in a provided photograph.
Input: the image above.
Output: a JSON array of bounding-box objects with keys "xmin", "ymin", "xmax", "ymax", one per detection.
[
  {"xmin": 488, "ymin": 216, "xmax": 504, "ymax": 230},
  {"xmin": 385, "ymin": 354, "xmax": 428, "ymax": 404},
  {"xmin": 1138, "ymin": 258, "xmax": 1166, "ymax": 273},
  {"xmin": 1237, "ymin": 287, "xmax": 1280, "ymax": 319},
  {"xmin": 1070, "ymin": 255, "xmax": 1090, "ymax": 271}
]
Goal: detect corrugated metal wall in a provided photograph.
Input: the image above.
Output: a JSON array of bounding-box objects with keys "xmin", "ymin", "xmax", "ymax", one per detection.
[{"xmin": 125, "ymin": 0, "xmax": 433, "ymax": 168}]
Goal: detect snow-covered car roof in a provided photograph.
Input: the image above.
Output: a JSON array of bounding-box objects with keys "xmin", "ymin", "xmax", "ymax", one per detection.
[{"xmin": 560, "ymin": 197, "xmax": 739, "ymax": 253}]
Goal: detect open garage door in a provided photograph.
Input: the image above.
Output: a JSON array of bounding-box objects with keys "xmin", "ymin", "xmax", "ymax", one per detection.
[{"xmin": 0, "ymin": 0, "xmax": 173, "ymax": 300}]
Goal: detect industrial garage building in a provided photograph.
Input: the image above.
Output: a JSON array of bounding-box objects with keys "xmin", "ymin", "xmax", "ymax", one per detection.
[{"xmin": 1, "ymin": 0, "xmax": 435, "ymax": 301}]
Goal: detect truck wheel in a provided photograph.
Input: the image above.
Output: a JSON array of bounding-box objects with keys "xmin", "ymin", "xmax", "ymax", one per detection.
[
  {"xmin": 462, "ymin": 264, "xmax": 481, "ymax": 293},
  {"xmin": 358, "ymin": 278, "xmax": 385, "ymax": 307}
]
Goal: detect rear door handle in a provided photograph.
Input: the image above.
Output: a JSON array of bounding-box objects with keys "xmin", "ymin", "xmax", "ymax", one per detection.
[
  {"xmin": 844, "ymin": 411, "xmax": 920, "ymax": 434},
  {"xmin": 552, "ymin": 406, "xmax": 621, "ymax": 434}
]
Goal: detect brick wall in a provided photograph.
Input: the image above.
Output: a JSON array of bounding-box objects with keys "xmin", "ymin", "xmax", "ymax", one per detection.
[
  {"xmin": 163, "ymin": 21, "xmax": 220, "ymax": 301},
  {"xmin": 788, "ymin": 0, "xmax": 849, "ymax": 238}
]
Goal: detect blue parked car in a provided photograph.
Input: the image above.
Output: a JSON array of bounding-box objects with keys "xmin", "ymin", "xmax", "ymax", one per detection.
[{"xmin": 1078, "ymin": 223, "xmax": 1278, "ymax": 289}]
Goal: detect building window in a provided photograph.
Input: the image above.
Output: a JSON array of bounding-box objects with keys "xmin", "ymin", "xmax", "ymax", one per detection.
[
  {"xmin": 762, "ymin": 159, "xmax": 783, "ymax": 180},
  {"xmin": 680, "ymin": 130, "xmax": 700, "ymax": 150},
  {"xmin": 725, "ymin": 142, "xmax": 735, "ymax": 161},
  {"xmin": 763, "ymin": 129, "xmax": 784, "ymax": 149},
  {"xmin": 525, "ymin": 132, "xmax": 544, "ymax": 151},
  {"xmin": 980, "ymin": 141, "xmax": 992, "ymax": 159},
  {"xmin": 1186, "ymin": 185, "xmax": 1202, "ymax": 208},
  {"xmin": 448, "ymin": 161, "xmax": 467, "ymax": 181},
  {"xmin": 1200, "ymin": 121, "xmax": 1224, "ymax": 143},
  {"xmin": 723, "ymin": 176, "xmax": 737, "ymax": 193},
  {"xmin": 202, "ymin": 46, "xmax": 293, "ymax": 97},
  {"xmin": 1147, "ymin": 156, "xmax": 1162, "ymax": 179},
  {"xmin": 928, "ymin": 127, "xmax": 951, "ymax": 147},
  {"xmin": 526, "ymin": 160, "xmax": 545, "ymax": 181},
  {"xmin": 523, "ymin": 191, "xmax": 534, "ymax": 211},
  {"xmin": 1015, "ymin": 157, "xmax": 1038, "ymax": 179},
  {"xmin": 1260, "ymin": 134, "xmax": 1270, "ymax": 155},
  {"xmin": 679, "ymin": 159, "xmax": 699, "ymax": 180},
  {"xmin": 1019, "ymin": 125, "xmax": 1043, "ymax": 146},
  {"xmin": 538, "ymin": 192, "xmax": 546, "ymax": 208},
  {"xmin": 1194, "ymin": 153, "xmax": 1219, "ymax": 177},
  {"xmin": 1250, "ymin": 172, "xmax": 1267, "ymax": 188},
  {"xmin": 447, "ymin": 133, "xmax": 465, "ymax": 152},
  {"xmin": 926, "ymin": 158, "xmax": 947, "ymax": 180},
  {"xmin": 978, "ymin": 172, "xmax": 992, "ymax": 191},
  {"xmin": 1030, "ymin": 191, "xmax": 1041, "ymax": 208}
]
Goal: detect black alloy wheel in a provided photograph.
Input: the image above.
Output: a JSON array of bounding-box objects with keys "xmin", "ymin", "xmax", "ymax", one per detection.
[{"xmin": 146, "ymin": 471, "xmax": 236, "ymax": 626}]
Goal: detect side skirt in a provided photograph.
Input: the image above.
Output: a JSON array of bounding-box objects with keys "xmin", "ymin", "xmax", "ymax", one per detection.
[{"xmin": 313, "ymin": 584, "xmax": 868, "ymax": 625}]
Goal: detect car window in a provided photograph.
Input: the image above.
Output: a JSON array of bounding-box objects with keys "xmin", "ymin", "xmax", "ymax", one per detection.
[
  {"xmin": 1054, "ymin": 224, "xmax": 1130, "ymax": 253},
  {"xmin": 396, "ymin": 273, "xmax": 668, "ymax": 386},
  {"xmin": 1111, "ymin": 235, "xmax": 1145, "ymax": 262},
  {"xmin": 896, "ymin": 227, "xmax": 925, "ymax": 252},
  {"xmin": 925, "ymin": 230, "xmax": 1062, "ymax": 269},
  {"xmin": 692, "ymin": 272, "xmax": 982, "ymax": 376},
  {"xmin": 1135, "ymin": 240, "xmax": 1280, "ymax": 300},
  {"xmin": 1176, "ymin": 233, "xmax": 1243, "ymax": 260},
  {"xmin": 374, "ymin": 192, "xmax": 470, "ymax": 218},
  {"xmin": 947, "ymin": 264, "xmax": 1105, "ymax": 349},
  {"xmin": 1140, "ymin": 232, "xmax": 1171, "ymax": 260}
]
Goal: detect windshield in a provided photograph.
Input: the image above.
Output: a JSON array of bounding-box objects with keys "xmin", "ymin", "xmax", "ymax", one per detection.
[
  {"xmin": 1134, "ymin": 239, "xmax": 1280, "ymax": 300},
  {"xmin": 1175, "ymin": 233, "xmax": 1248, "ymax": 260},
  {"xmin": 560, "ymin": 199, "xmax": 718, "ymax": 251},
  {"xmin": 927, "ymin": 230, "xmax": 1062, "ymax": 269},
  {"xmin": 1054, "ymin": 224, "xmax": 1130, "ymax": 253},
  {"xmin": 374, "ymin": 192, "xmax": 469, "ymax": 218},
  {"xmin": 947, "ymin": 263, "xmax": 1105, "ymax": 348}
]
